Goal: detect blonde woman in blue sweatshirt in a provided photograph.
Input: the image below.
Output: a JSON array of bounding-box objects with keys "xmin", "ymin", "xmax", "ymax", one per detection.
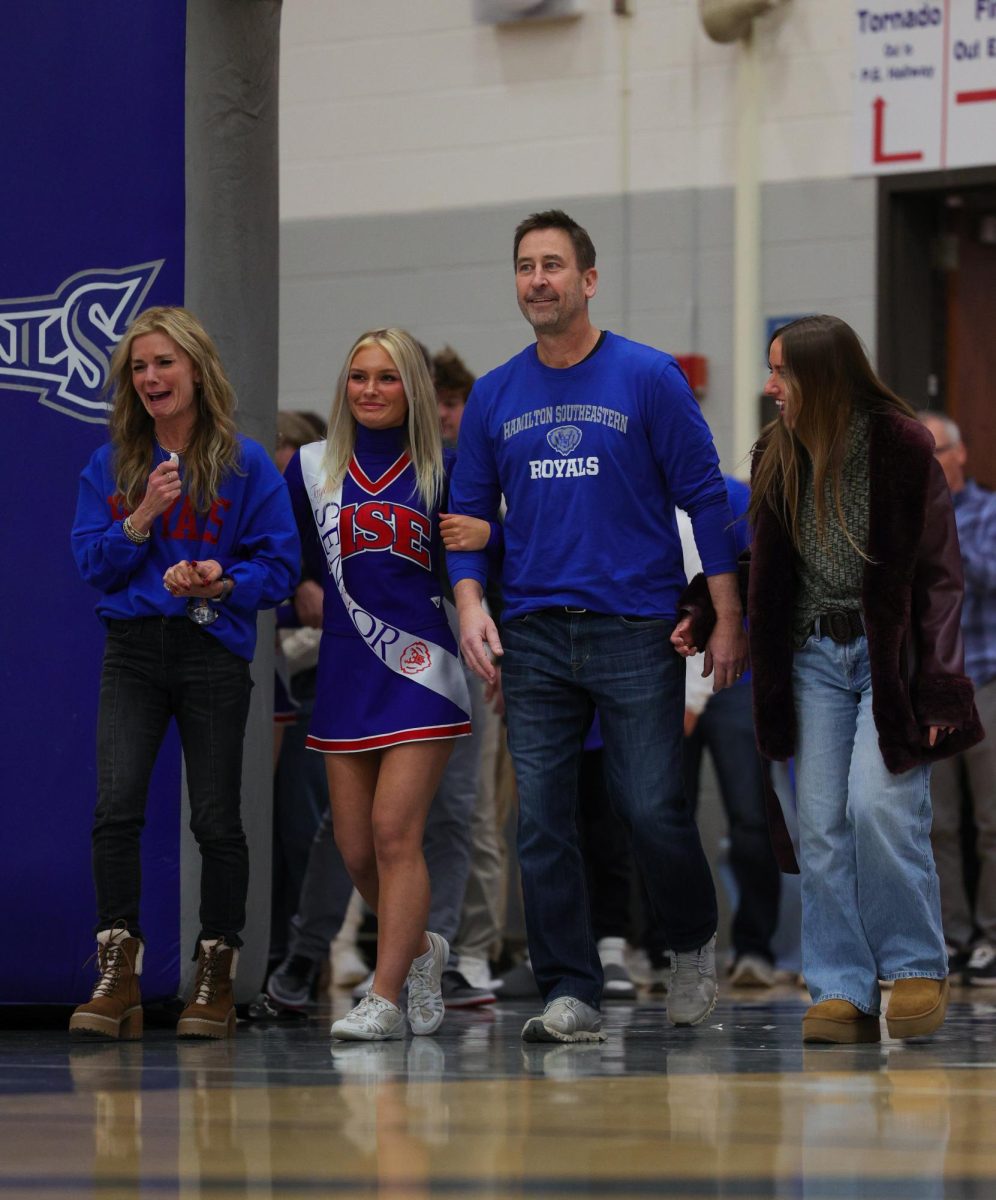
[{"xmin": 69, "ymin": 306, "xmax": 299, "ymax": 1042}]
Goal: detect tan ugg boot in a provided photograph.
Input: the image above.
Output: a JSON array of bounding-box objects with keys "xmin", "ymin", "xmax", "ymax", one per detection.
[
  {"xmin": 885, "ymin": 977, "xmax": 949, "ymax": 1039},
  {"xmin": 802, "ymin": 999, "xmax": 880, "ymax": 1043},
  {"xmin": 176, "ymin": 939, "xmax": 238, "ymax": 1039},
  {"xmin": 69, "ymin": 928, "xmax": 144, "ymax": 1040}
]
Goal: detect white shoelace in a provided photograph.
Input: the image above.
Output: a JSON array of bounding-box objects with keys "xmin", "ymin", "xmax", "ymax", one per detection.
[
  {"xmin": 348, "ymin": 994, "xmax": 396, "ymax": 1030},
  {"xmin": 92, "ymin": 944, "xmax": 124, "ymax": 998}
]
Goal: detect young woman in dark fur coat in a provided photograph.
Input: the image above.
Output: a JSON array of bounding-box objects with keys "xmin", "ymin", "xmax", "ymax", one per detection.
[{"xmin": 673, "ymin": 314, "xmax": 983, "ymax": 1045}]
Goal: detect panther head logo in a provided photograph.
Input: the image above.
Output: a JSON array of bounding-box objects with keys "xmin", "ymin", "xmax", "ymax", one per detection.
[{"xmin": 546, "ymin": 425, "xmax": 582, "ymax": 456}]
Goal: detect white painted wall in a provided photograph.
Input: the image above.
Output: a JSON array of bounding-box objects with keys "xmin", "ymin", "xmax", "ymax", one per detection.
[{"xmin": 280, "ymin": 0, "xmax": 855, "ymax": 222}]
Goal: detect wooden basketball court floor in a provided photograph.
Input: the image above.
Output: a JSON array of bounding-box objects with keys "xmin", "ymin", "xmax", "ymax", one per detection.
[{"xmin": 2, "ymin": 982, "xmax": 995, "ymax": 1198}]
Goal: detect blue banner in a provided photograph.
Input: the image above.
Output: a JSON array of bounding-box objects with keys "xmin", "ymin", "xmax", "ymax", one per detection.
[{"xmin": 1, "ymin": 2, "xmax": 187, "ymax": 1002}]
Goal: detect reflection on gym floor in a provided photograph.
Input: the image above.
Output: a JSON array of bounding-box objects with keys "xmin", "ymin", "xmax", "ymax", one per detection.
[{"xmin": 2, "ymin": 987, "xmax": 995, "ymax": 1198}]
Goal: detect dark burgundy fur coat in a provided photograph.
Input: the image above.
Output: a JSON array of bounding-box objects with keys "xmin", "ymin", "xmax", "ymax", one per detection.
[{"xmin": 683, "ymin": 410, "xmax": 984, "ymax": 871}]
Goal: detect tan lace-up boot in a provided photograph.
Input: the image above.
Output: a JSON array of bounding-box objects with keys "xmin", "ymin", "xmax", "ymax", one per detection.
[
  {"xmin": 69, "ymin": 928, "xmax": 144, "ymax": 1040},
  {"xmin": 176, "ymin": 939, "xmax": 239, "ymax": 1039}
]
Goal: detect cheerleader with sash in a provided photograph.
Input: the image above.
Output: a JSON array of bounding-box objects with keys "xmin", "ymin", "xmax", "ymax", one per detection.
[{"xmin": 283, "ymin": 328, "xmax": 491, "ymax": 1042}]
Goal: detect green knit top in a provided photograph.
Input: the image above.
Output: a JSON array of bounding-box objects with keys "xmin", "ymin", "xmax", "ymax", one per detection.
[{"xmin": 792, "ymin": 408, "xmax": 870, "ymax": 648}]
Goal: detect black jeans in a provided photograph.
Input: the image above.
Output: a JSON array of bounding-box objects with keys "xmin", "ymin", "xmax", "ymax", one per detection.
[
  {"xmin": 683, "ymin": 682, "xmax": 780, "ymax": 962},
  {"xmin": 93, "ymin": 617, "xmax": 252, "ymax": 947}
]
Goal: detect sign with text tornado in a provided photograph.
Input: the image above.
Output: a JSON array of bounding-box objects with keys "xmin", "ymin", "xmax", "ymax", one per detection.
[{"xmin": 853, "ymin": 2, "xmax": 996, "ymax": 174}]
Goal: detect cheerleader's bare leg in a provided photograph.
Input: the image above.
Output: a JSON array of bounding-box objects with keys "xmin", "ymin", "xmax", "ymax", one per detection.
[{"xmin": 326, "ymin": 740, "xmax": 452, "ymax": 1005}]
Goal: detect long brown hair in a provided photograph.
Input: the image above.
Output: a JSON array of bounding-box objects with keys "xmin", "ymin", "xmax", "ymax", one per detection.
[
  {"xmin": 748, "ymin": 314, "xmax": 914, "ymax": 550},
  {"xmin": 106, "ymin": 306, "xmax": 242, "ymax": 512}
]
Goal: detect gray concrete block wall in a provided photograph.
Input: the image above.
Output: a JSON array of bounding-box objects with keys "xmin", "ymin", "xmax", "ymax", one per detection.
[
  {"xmin": 279, "ymin": 176, "xmax": 877, "ymax": 475},
  {"xmin": 185, "ymin": 0, "xmax": 281, "ymax": 1000}
]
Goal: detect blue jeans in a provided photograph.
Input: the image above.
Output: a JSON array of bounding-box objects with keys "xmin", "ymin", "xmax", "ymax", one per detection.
[
  {"xmin": 501, "ymin": 610, "xmax": 717, "ymax": 1007},
  {"xmin": 93, "ymin": 617, "xmax": 252, "ymax": 949},
  {"xmin": 793, "ymin": 632, "xmax": 946, "ymax": 1014}
]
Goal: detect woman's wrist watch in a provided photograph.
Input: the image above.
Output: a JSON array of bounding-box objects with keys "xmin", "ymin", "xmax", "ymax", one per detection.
[{"xmin": 215, "ymin": 574, "xmax": 235, "ymax": 602}]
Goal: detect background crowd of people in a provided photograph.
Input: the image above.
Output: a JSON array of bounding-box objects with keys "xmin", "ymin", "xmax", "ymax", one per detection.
[{"xmin": 69, "ymin": 210, "xmax": 991, "ymax": 1050}]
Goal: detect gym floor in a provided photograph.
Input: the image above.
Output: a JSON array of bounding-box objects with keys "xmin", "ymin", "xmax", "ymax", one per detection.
[{"xmin": 2, "ymin": 982, "xmax": 994, "ymax": 1198}]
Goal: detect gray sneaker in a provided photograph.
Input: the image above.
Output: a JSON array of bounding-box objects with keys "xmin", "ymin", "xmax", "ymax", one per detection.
[
  {"xmin": 667, "ymin": 935, "xmax": 718, "ymax": 1026},
  {"xmin": 330, "ymin": 993, "xmax": 405, "ymax": 1041},
  {"xmin": 521, "ymin": 996, "xmax": 606, "ymax": 1043},
  {"xmin": 406, "ymin": 931, "xmax": 449, "ymax": 1035},
  {"xmin": 265, "ymin": 954, "xmax": 321, "ymax": 1011}
]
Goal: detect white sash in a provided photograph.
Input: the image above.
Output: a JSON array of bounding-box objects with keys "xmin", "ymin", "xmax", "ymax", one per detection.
[{"xmin": 300, "ymin": 441, "xmax": 469, "ymax": 709}]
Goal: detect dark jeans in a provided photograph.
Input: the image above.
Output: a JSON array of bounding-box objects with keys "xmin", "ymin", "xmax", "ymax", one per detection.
[
  {"xmin": 93, "ymin": 617, "xmax": 252, "ymax": 948},
  {"xmin": 578, "ymin": 748, "xmax": 633, "ymax": 942},
  {"xmin": 683, "ymin": 682, "xmax": 780, "ymax": 962},
  {"xmin": 271, "ymin": 667, "xmax": 326, "ymax": 961},
  {"xmin": 501, "ymin": 610, "xmax": 717, "ymax": 1008}
]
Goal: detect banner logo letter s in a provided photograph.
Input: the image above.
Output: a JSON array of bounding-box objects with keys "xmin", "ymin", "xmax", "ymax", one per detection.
[{"xmin": 0, "ymin": 261, "xmax": 163, "ymax": 423}]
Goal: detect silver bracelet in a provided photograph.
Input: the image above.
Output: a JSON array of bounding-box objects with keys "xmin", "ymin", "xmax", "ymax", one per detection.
[{"xmin": 122, "ymin": 515, "xmax": 151, "ymax": 544}]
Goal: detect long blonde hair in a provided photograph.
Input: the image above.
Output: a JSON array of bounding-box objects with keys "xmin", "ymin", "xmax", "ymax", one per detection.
[
  {"xmin": 748, "ymin": 314, "xmax": 914, "ymax": 551},
  {"xmin": 321, "ymin": 328, "xmax": 444, "ymax": 509},
  {"xmin": 107, "ymin": 306, "xmax": 242, "ymax": 512}
]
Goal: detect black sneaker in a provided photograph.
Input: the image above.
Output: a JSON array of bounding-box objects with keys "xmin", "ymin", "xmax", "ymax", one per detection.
[
  {"xmin": 440, "ymin": 968, "xmax": 496, "ymax": 1009},
  {"xmin": 946, "ymin": 943, "xmax": 970, "ymax": 976},
  {"xmin": 247, "ymin": 991, "xmax": 305, "ymax": 1021},
  {"xmin": 265, "ymin": 954, "xmax": 321, "ymax": 1011},
  {"xmin": 494, "ymin": 959, "xmax": 540, "ymax": 1000},
  {"xmin": 966, "ymin": 942, "xmax": 996, "ymax": 986}
]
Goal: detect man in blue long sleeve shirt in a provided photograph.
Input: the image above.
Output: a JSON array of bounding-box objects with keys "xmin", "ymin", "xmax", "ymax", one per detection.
[
  {"xmin": 919, "ymin": 413, "xmax": 996, "ymax": 985},
  {"xmin": 448, "ymin": 210, "xmax": 747, "ymax": 1042}
]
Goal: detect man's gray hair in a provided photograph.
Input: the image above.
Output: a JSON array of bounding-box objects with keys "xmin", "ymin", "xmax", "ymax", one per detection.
[{"xmin": 916, "ymin": 410, "xmax": 962, "ymax": 447}]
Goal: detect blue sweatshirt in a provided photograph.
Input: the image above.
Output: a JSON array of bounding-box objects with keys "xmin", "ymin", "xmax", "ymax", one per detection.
[
  {"xmin": 72, "ymin": 435, "xmax": 300, "ymax": 661},
  {"xmin": 448, "ymin": 331, "xmax": 737, "ymax": 620}
]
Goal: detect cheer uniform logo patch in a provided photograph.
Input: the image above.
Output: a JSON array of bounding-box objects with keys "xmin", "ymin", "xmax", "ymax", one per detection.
[{"xmin": 400, "ymin": 642, "xmax": 432, "ymax": 674}]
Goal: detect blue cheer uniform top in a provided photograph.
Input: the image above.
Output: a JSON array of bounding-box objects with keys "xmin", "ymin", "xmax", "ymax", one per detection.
[{"xmin": 283, "ymin": 423, "xmax": 471, "ymax": 753}]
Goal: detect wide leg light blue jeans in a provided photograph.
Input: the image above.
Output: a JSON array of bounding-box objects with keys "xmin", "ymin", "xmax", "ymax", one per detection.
[{"xmin": 793, "ymin": 632, "xmax": 946, "ymax": 1014}]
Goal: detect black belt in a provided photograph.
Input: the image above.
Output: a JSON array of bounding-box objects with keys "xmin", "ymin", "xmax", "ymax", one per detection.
[{"xmin": 810, "ymin": 610, "xmax": 864, "ymax": 643}]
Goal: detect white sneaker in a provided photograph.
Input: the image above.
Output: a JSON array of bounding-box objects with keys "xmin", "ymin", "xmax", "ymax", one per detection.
[
  {"xmin": 521, "ymin": 996, "xmax": 606, "ymax": 1043},
  {"xmin": 330, "ymin": 993, "xmax": 405, "ymax": 1041},
  {"xmin": 406, "ymin": 931, "xmax": 448, "ymax": 1036},
  {"xmin": 624, "ymin": 946, "xmax": 653, "ymax": 986},
  {"xmin": 332, "ymin": 944, "xmax": 370, "ymax": 988},
  {"xmin": 598, "ymin": 937, "xmax": 637, "ymax": 1000},
  {"xmin": 729, "ymin": 954, "xmax": 776, "ymax": 988},
  {"xmin": 457, "ymin": 955, "xmax": 495, "ymax": 991},
  {"xmin": 667, "ymin": 935, "xmax": 718, "ymax": 1026}
]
